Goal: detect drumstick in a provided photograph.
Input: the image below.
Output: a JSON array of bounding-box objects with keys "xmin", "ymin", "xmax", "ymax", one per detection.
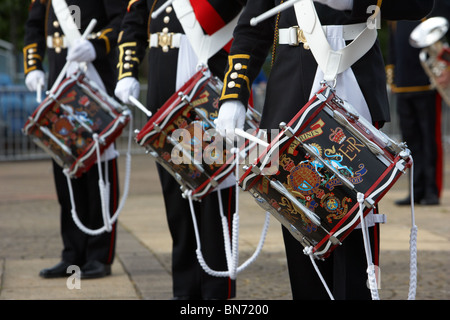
[
  {"xmin": 48, "ymin": 19, "xmax": 97, "ymax": 95},
  {"xmin": 36, "ymin": 80, "xmax": 43, "ymax": 103},
  {"xmin": 129, "ymin": 96, "xmax": 152, "ymax": 118},
  {"xmin": 234, "ymin": 128, "xmax": 269, "ymax": 148},
  {"xmin": 151, "ymin": 0, "xmax": 175, "ymax": 19},
  {"xmin": 250, "ymin": 0, "xmax": 301, "ymax": 26}
]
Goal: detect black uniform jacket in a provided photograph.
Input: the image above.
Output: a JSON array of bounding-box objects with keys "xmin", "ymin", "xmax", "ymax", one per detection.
[
  {"xmin": 24, "ymin": 0, "xmax": 128, "ymax": 95},
  {"xmin": 388, "ymin": 0, "xmax": 450, "ymax": 93},
  {"xmin": 117, "ymin": 0, "xmax": 245, "ymax": 115},
  {"xmin": 219, "ymin": 0, "xmax": 434, "ymax": 129}
]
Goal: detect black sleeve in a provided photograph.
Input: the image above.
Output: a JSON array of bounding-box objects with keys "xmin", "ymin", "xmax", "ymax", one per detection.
[
  {"xmin": 219, "ymin": 0, "xmax": 274, "ymax": 107},
  {"xmin": 116, "ymin": 0, "xmax": 150, "ymax": 80},
  {"xmin": 23, "ymin": 0, "xmax": 47, "ymax": 75},
  {"xmin": 90, "ymin": 0, "xmax": 129, "ymax": 59}
]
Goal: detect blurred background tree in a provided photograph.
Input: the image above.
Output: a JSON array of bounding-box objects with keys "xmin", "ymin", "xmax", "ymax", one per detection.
[{"xmin": 0, "ymin": 0, "xmax": 30, "ymax": 55}]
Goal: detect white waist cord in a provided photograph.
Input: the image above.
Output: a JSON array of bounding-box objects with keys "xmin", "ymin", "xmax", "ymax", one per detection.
[
  {"xmin": 186, "ymin": 147, "xmax": 270, "ymax": 279},
  {"xmin": 408, "ymin": 157, "xmax": 418, "ymax": 300},
  {"xmin": 64, "ymin": 116, "xmax": 133, "ymax": 235}
]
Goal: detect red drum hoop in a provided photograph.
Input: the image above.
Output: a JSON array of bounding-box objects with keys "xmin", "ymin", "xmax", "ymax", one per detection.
[
  {"xmin": 23, "ymin": 71, "xmax": 131, "ymax": 178},
  {"xmin": 135, "ymin": 67, "xmax": 258, "ymax": 200},
  {"xmin": 240, "ymin": 84, "xmax": 412, "ymax": 259}
]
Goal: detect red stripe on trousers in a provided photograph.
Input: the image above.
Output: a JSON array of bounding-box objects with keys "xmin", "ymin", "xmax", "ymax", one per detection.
[
  {"xmin": 227, "ymin": 187, "xmax": 233, "ymax": 299},
  {"xmin": 435, "ymin": 93, "xmax": 444, "ymax": 197},
  {"xmin": 107, "ymin": 158, "xmax": 118, "ymax": 264}
]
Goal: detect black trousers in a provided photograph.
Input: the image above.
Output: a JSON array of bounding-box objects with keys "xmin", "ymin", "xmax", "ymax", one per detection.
[
  {"xmin": 396, "ymin": 91, "xmax": 443, "ymax": 200},
  {"xmin": 282, "ymin": 222, "xmax": 380, "ymax": 300},
  {"xmin": 156, "ymin": 164, "xmax": 236, "ymax": 299},
  {"xmin": 52, "ymin": 158, "xmax": 119, "ymax": 266}
]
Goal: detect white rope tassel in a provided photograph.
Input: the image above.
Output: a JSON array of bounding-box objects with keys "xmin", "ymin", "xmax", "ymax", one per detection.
[
  {"xmin": 303, "ymin": 246, "xmax": 335, "ymax": 300},
  {"xmin": 187, "ymin": 146, "xmax": 270, "ymax": 279},
  {"xmin": 408, "ymin": 157, "xmax": 418, "ymax": 300},
  {"xmin": 356, "ymin": 192, "xmax": 380, "ymax": 300},
  {"xmin": 94, "ymin": 134, "xmax": 112, "ymax": 232},
  {"xmin": 65, "ymin": 117, "xmax": 133, "ymax": 235}
]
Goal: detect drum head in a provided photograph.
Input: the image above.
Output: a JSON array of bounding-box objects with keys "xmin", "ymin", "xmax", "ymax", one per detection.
[{"xmin": 410, "ymin": 16, "xmax": 449, "ymax": 48}]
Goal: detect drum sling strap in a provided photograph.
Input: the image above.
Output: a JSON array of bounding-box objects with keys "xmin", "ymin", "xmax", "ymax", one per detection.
[
  {"xmin": 172, "ymin": 0, "xmax": 241, "ymax": 65},
  {"xmin": 52, "ymin": 0, "xmax": 133, "ymax": 236}
]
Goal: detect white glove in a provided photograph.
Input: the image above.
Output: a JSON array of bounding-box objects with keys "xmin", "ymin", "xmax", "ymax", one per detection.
[
  {"xmin": 67, "ymin": 39, "xmax": 96, "ymax": 63},
  {"xmin": 25, "ymin": 70, "xmax": 45, "ymax": 92},
  {"xmin": 314, "ymin": 0, "xmax": 353, "ymax": 11},
  {"xmin": 215, "ymin": 100, "xmax": 246, "ymax": 140},
  {"xmin": 114, "ymin": 77, "xmax": 140, "ymax": 104}
]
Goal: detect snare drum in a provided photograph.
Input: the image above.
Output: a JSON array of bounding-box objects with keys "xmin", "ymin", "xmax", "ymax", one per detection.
[
  {"xmin": 23, "ymin": 71, "xmax": 131, "ymax": 178},
  {"xmin": 240, "ymin": 84, "xmax": 412, "ymax": 259},
  {"xmin": 136, "ymin": 68, "xmax": 258, "ymax": 200}
]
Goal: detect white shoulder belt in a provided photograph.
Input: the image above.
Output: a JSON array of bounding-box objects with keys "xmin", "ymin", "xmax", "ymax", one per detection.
[{"xmin": 293, "ymin": 0, "xmax": 378, "ymax": 82}]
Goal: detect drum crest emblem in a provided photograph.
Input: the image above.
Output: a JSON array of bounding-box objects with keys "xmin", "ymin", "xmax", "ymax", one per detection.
[
  {"xmin": 287, "ymin": 162, "xmax": 321, "ymax": 196},
  {"xmin": 320, "ymin": 193, "xmax": 351, "ymax": 222}
]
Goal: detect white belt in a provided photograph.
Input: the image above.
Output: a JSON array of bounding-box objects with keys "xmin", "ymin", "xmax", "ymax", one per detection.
[
  {"xmin": 149, "ymin": 32, "xmax": 183, "ymax": 51},
  {"xmin": 279, "ymin": 23, "xmax": 367, "ymax": 46}
]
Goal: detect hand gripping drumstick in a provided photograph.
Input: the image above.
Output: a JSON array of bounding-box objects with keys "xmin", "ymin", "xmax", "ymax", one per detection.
[{"xmin": 48, "ymin": 19, "xmax": 97, "ymax": 95}]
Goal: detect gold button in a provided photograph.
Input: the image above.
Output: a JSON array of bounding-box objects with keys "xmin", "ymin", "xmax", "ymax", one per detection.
[
  {"xmin": 228, "ymin": 81, "xmax": 236, "ymax": 88},
  {"xmin": 230, "ymin": 72, "xmax": 238, "ymax": 79},
  {"xmin": 53, "ymin": 21, "xmax": 59, "ymax": 28},
  {"xmin": 234, "ymin": 63, "xmax": 242, "ymax": 70},
  {"xmin": 166, "ymin": 6, "xmax": 173, "ymax": 13},
  {"xmin": 162, "ymin": 46, "xmax": 169, "ymax": 53},
  {"xmin": 162, "ymin": 27, "xmax": 169, "ymax": 33},
  {"xmin": 54, "ymin": 32, "xmax": 60, "ymax": 37},
  {"xmin": 55, "ymin": 47, "xmax": 61, "ymax": 54},
  {"xmin": 163, "ymin": 16, "xmax": 170, "ymax": 24}
]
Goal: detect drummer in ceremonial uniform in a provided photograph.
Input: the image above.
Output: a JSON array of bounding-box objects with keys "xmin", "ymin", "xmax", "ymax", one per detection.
[
  {"xmin": 114, "ymin": 0, "xmax": 245, "ymax": 299},
  {"xmin": 23, "ymin": 0, "xmax": 128, "ymax": 279},
  {"xmin": 387, "ymin": 0, "xmax": 450, "ymax": 206},
  {"xmin": 216, "ymin": 0, "xmax": 433, "ymax": 299}
]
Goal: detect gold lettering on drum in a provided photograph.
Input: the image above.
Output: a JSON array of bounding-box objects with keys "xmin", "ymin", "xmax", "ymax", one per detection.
[
  {"xmin": 297, "ymin": 119, "xmax": 325, "ymax": 143},
  {"xmin": 288, "ymin": 119, "xmax": 325, "ymax": 155},
  {"xmin": 338, "ymin": 137, "xmax": 364, "ymax": 161}
]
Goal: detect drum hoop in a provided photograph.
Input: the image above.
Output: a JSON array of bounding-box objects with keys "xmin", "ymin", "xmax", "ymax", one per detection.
[
  {"xmin": 136, "ymin": 69, "xmax": 209, "ymax": 143},
  {"xmin": 67, "ymin": 113, "xmax": 130, "ymax": 178},
  {"xmin": 24, "ymin": 75, "xmax": 78, "ymax": 133}
]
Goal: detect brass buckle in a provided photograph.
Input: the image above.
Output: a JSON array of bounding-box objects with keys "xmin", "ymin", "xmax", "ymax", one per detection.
[
  {"xmin": 52, "ymin": 32, "xmax": 64, "ymax": 53},
  {"xmin": 297, "ymin": 28, "xmax": 310, "ymax": 50},
  {"xmin": 157, "ymin": 30, "xmax": 173, "ymax": 52}
]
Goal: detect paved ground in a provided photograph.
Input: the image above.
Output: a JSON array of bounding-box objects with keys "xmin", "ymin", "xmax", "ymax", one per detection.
[{"xmin": 0, "ymin": 153, "xmax": 449, "ymax": 301}]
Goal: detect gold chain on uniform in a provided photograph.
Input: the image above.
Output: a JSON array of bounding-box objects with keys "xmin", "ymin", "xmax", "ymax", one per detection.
[{"xmin": 271, "ymin": 0, "xmax": 284, "ymax": 67}]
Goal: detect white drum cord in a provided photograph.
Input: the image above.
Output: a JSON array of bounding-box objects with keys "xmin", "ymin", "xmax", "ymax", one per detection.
[
  {"xmin": 64, "ymin": 115, "xmax": 133, "ymax": 235},
  {"xmin": 407, "ymin": 156, "xmax": 418, "ymax": 300},
  {"xmin": 185, "ymin": 147, "xmax": 270, "ymax": 280},
  {"xmin": 304, "ymin": 155, "xmax": 418, "ymax": 300}
]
